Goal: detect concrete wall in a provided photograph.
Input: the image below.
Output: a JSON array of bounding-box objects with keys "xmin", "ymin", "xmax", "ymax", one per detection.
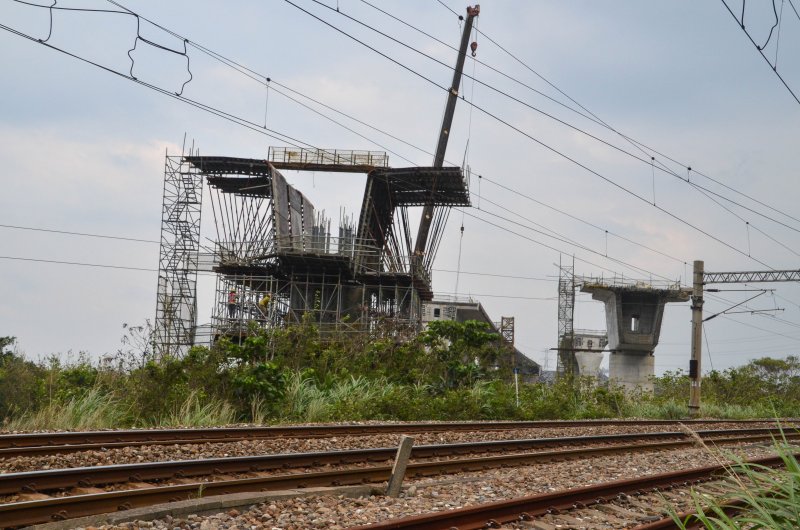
[{"xmin": 609, "ymin": 351, "xmax": 655, "ymax": 392}]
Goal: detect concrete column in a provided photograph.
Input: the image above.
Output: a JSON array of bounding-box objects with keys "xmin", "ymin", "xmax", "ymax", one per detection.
[
  {"xmin": 581, "ymin": 283, "xmax": 689, "ymax": 392},
  {"xmin": 689, "ymin": 260, "xmax": 704, "ymax": 417}
]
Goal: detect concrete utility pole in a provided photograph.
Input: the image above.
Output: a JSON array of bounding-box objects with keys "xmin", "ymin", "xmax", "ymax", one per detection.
[
  {"xmin": 414, "ymin": 5, "xmax": 480, "ymax": 260},
  {"xmin": 687, "ymin": 262, "xmax": 799, "ymax": 417},
  {"xmin": 689, "ymin": 260, "xmax": 704, "ymax": 418}
]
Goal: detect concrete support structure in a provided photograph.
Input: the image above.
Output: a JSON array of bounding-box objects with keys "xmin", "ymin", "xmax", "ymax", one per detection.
[
  {"xmin": 582, "ymin": 282, "xmax": 689, "ymax": 391},
  {"xmin": 571, "ymin": 331, "xmax": 608, "ymax": 379}
]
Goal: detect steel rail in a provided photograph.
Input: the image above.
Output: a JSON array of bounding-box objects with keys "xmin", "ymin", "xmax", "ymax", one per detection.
[
  {"xmin": 346, "ymin": 454, "xmax": 793, "ymax": 530},
  {"xmin": 0, "ymin": 433, "xmax": 795, "ymax": 526},
  {"xmin": 629, "ymin": 497, "xmax": 749, "ymax": 529},
  {"xmin": 0, "ymin": 428, "xmax": 793, "ymax": 496},
  {"xmin": 0, "ymin": 419, "xmax": 791, "ymax": 452}
]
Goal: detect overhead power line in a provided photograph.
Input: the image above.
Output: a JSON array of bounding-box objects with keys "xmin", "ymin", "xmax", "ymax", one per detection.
[
  {"xmin": 316, "ymin": 0, "xmax": 800, "ymax": 236},
  {"xmin": 0, "ymin": 223, "xmax": 158, "ymax": 243},
  {"xmin": 7, "ymin": 2, "xmax": 800, "ymax": 312},
  {"xmin": 0, "ymin": 6, "xmax": 319, "ymax": 150},
  {"xmin": 719, "ymin": 0, "xmax": 800, "ymax": 106},
  {"xmin": 282, "ymin": 0, "xmax": 785, "ymax": 271},
  {"xmin": 10, "ymin": 0, "xmax": 788, "ymax": 274},
  {"xmin": 0, "ymin": 255, "xmax": 156, "ymax": 272}
]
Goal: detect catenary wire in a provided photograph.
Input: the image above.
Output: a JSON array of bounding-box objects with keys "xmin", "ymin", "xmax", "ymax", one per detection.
[
  {"xmin": 7, "ymin": 3, "xmax": 800, "ymax": 350},
  {"xmin": 15, "ymin": 0, "xmax": 795, "ymax": 270},
  {"xmin": 0, "ymin": 255, "xmax": 156, "ymax": 271},
  {"xmin": 720, "ymin": 0, "xmax": 800, "ymax": 105},
  {"xmin": 281, "ymin": 0, "xmax": 784, "ymax": 270},
  {"xmin": 0, "ymin": 223, "xmax": 158, "ymax": 243},
  {"xmin": 50, "ymin": 0, "xmax": 793, "ymax": 273},
  {"xmin": 302, "ymin": 0, "xmax": 800, "ymax": 237}
]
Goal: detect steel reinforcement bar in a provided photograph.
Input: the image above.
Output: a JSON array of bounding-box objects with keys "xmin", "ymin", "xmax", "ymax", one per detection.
[
  {"xmin": 0, "ymin": 428, "xmax": 795, "ymax": 496},
  {"xmin": 346, "ymin": 454, "xmax": 793, "ymax": 530}
]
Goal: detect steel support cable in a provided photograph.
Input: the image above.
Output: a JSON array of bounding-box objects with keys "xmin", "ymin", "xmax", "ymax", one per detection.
[
  {"xmin": 470, "ymin": 192, "xmax": 590, "ymax": 252},
  {"xmin": 266, "ymin": 84, "xmax": 418, "ymax": 166},
  {"xmin": 686, "ymin": 179, "xmax": 800, "ymax": 257},
  {"xmin": 720, "ymin": 313, "xmax": 800, "ymax": 340},
  {"xmin": 281, "ymin": 1, "xmax": 783, "ymax": 271},
  {"xmin": 0, "ymin": 255, "xmax": 156, "ymax": 271},
  {"xmin": 468, "ymin": 13, "xmax": 800, "ymax": 228},
  {"xmin": 0, "ymin": 223, "xmax": 158, "ymax": 243},
  {"xmin": 478, "ymin": 176, "xmax": 688, "ymax": 266},
  {"xmin": 457, "ymin": 208, "xmax": 675, "ymax": 283},
  {"xmin": 720, "ymin": 0, "xmax": 800, "ymax": 105},
  {"xmin": 466, "ymin": 101, "xmax": 777, "ymax": 270},
  {"xmin": 706, "ymin": 292, "xmax": 800, "ymax": 331},
  {"xmin": 55, "ymin": 0, "xmax": 798, "ymax": 235},
  {"xmin": 300, "ymin": 0, "xmax": 800, "ymax": 235},
  {"xmin": 0, "ymin": 23, "xmax": 317, "ymax": 151},
  {"xmin": 52, "ymin": 0, "xmax": 795, "ymax": 267}
]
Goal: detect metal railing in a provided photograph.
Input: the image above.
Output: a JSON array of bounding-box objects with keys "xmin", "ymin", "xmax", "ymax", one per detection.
[
  {"xmin": 268, "ymin": 147, "xmax": 389, "ymax": 168},
  {"xmin": 577, "ymin": 274, "xmax": 683, "ymax": 292}
]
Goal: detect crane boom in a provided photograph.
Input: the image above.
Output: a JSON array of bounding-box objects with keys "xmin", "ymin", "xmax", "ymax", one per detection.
[{"xmin": 414, "ymin": 4, "xmax": 480, "ymax": 259}]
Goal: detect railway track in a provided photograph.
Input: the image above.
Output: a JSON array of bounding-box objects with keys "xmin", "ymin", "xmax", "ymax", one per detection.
[
  {"xmin": 346, "ymin": 453, "xmax": 793, "ymax": 530},
  {"xmin": 0, "ymin": 419, "xmax": 792, "ymax": 457},
  {"xmin": 0, "ymin": 427, "xmax": 795, "ymax": 527},
  {"xmin": 0, "ymin": 427, "xmax": 794, "ymax": 496}
]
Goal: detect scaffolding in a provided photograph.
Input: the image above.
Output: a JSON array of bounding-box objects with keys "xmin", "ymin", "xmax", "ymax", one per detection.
[
  {"xmin": 556, "ymin": 258, "xmax": 576, "ymax": 375},
  {"xmin": 154, "ymin": 153, "xmax": 203, "ymax": 358},
  {"xmin": 500, "ymin": 316, "xmax": 515, "ymax": 346},
  {"xmin": 179, "ymin": 151, "xmax": 465, "ymax": 344}
]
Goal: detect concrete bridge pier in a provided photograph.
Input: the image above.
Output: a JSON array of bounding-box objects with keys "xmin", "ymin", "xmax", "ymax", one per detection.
[{"xmin": 581, "ymin": 282, "xmax": 689, "ymax": 392}]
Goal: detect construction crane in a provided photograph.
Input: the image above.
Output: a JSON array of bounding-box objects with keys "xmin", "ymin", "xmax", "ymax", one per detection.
[{"xmin": 413, "ymin": 4, "xmax": 480, "ymax": 274}]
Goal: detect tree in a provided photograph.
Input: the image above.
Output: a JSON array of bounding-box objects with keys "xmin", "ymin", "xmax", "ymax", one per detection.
[{"xmin": 419, "ymin": 320, "xmax": 503, "ymax": 388}]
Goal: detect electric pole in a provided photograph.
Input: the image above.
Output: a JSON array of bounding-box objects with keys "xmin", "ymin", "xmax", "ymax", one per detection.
[
  {"xmin": 689, "ymin": 260, "xmax": 703, "ymax": 418},
  {"xmin": 688, "ymin": 262, "xmax": 800, "ymax": 417}
]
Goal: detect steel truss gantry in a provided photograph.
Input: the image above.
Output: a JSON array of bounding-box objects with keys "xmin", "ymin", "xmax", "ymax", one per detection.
[
  {"xmin": 689, "ymin": 261, "xmax": 800, "ymax": 416},
  {"xmin": 703, "ymin": 269, "xmax": 800, "ymax": 284}
]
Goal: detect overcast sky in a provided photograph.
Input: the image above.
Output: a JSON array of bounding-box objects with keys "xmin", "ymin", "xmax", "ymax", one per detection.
[{"xmin": 1, "ymin": 0, "xmax": 799, "ymax": 374}]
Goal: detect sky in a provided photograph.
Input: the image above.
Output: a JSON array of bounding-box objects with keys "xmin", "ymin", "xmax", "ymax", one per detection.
[{"xmin": 1, "ymin": 0, "xmax": 799, "ymax": 374}]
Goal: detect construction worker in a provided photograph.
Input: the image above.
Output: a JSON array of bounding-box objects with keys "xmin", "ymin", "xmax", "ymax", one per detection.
[
  {"xmin": 258, "ymin": 293, "xmax": 271, "ymax": 319},
  {"xmin": 227, "ymin": 288, "xmax": 237, "ymax": 319}
]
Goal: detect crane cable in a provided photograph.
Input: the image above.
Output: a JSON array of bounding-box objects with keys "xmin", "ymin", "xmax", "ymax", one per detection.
[{"xmin": 455, "ymin": 21, "xmax": 479, "ymax": 297}]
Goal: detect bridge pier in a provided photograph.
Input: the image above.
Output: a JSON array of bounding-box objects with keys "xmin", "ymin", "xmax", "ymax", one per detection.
[{"xmin": 581, "ymin": 282, "xmax": 689, "ymax": 392}]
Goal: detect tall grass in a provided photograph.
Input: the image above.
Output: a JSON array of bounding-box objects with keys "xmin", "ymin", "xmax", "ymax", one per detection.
[
  {"xmin": 669, "ymin": 429, "xmax": 800, "ymax": 529},
  {"xmin": 158, "ymin": 390, "xmax": 236, "ymax": 427},
  {"xmin": 6, "ymin": 388, "xmax": 130, "ymax": 431},
  {"xmin": 282, "ymin": 372, "xmax": 329, "ymax": 422},
  {"xmin": 280, "ymin": 373, "xmax": 396, "ymax": 422}
]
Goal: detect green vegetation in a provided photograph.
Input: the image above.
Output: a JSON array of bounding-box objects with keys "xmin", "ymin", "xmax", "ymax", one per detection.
[
  {"xmin": 1, "ymin": 327, "xmax": 798, "ymax": 430},
  {"xmin": 669, "ymin": 431, "xmax": 800, "ymax": 529}
]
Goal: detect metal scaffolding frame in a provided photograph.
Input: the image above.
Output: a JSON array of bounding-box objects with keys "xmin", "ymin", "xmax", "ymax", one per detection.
[
  {"xmin": 177, "ymin": 153, "xmax": 454, "ymax": 344},
  {"xmin": 556, "ymin": 258, "xmax": 576, "ymax": 375},
  {"xmin": 154, "ymin": 153, "xmax": 203, "ymax": 358}
]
